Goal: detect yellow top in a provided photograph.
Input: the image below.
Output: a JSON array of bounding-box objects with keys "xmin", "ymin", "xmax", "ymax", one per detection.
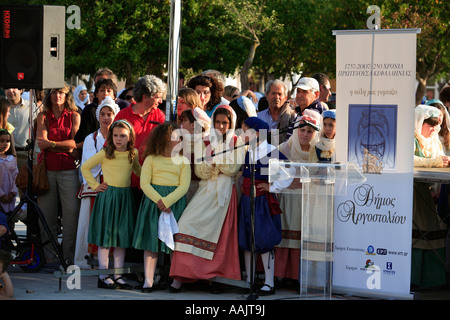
[
  {"xmin": 140, "ymin": 154, "xmax": 191, "ymax": 208},
  {"xmin": 81, "ymin": 149, "xmax": 141, "ymax": 190},
  {"xmin": 6, "ymin": 122, "xmax": 14, "ymax": 134}
]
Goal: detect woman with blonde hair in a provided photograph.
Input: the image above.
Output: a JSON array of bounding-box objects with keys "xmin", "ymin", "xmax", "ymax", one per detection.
[
  {"xmin": 176, "ymin": 88, "xmax": 202, "ymax": 124},
  {"xmin": 35, "ymin": 83, "xmax": 81, "ymax": 264}
]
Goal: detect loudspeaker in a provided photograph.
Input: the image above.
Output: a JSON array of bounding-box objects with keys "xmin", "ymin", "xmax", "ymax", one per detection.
[{"xmin": 0, "ymin": 5, "xmax": 65, "ymax": 89}]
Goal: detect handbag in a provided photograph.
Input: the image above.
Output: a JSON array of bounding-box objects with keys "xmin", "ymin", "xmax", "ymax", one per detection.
[{"xmin": 16, "ymin": 152, "xmax": 49, "ymax": 196}]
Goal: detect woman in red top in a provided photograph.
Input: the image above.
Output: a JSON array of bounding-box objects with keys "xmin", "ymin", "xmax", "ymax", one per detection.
[{"xmin": 36, "ymin": 83, "xmax": 81, "ymax": 265}]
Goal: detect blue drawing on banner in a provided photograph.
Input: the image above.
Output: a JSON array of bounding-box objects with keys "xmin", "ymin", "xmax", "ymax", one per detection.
[{"xmin": 348, "ymin": 104, "xmax": 397, "ymax": 172}]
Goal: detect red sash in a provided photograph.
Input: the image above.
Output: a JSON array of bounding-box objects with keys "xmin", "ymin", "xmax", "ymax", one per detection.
[{"xmin": 241, "ymin": 177, "xmax": 282, "ymax": 215}]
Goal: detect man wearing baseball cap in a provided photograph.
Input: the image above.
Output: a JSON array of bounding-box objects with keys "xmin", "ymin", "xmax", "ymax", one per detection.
[
  {"xmin": 285, "ymin": 77, "xmax": 325, "ymax": 140},
  {"xmin": 294, "ymin": 77, "xmax": 325, "ymax": 116}
]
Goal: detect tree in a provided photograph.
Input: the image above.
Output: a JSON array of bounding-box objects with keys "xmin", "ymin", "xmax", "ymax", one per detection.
[
  {"xmin": 382, "ymin": 1, "xmax": 450, "ymax": 105},
  {"xmin": 310, "ymin": 0, "xmax": 450, "ymax": 106},
  {"xmin": 176, "ymin": 0, "xmax": 247, "ymax": 80},
  {"xmin": 65, "ymin": 0, "xmax": 172, "ymax": 86},
  {"xmin": 210, "ymin": 0, "xmax": 282, "ymax": 90}
]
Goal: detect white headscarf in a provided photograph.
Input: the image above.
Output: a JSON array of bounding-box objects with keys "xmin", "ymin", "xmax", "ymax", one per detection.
[
  {"xmin": 73, "ymin": 85, "xmax": 89, "ymax": 110},
  {"xmin": 414, "ymin": 104, "xmax": 443, "ymax": 158},
  {"xmin": 279, "ymin": 109, "xmax": 321, "ymax": 161},
  {"xmin": 208, "ymin": 104, "xmax": 238, "ymax": 157},
  {"xmin": 96, "ymin": 96, "xmax": 120, "ymax": 121},
  {"xmin": 205, "ymin": 105, "xmax": 239, "ymax": 207}
]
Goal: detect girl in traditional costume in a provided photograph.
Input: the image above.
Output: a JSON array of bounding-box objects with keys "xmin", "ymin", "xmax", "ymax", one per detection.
[
  {"xmin": 74, "ymin": 96, "xmax": 119, "ymax": 269},
  {"xmin": 132, "ymin": 122, "xmax": 190, "ymax": 292},
  {"xmin": 179, "ymin": 107, "xmax": 211, "ymax": 203},
  {"xmin": 309, "ymin": 109, "xmax": 335, "ymax": 162},
  {"xmin": 81, "ymin": 119, "xmax": 141, "ymax": 290},
  {"xmin": 170, "ymin": 105, "xmax": 244, "ymax": 292}
]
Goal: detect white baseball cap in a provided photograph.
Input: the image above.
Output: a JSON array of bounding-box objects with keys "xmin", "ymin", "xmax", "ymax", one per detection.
[{"xmin": 296, "ymin": 77, "xmax": 320, "ymax": 92}]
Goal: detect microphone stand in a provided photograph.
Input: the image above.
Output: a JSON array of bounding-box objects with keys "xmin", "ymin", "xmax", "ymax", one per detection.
[
  {"xmin": 247, "ymin": 140, "xmax": 258, "ymax": 300},
  {"xmin": 197, "ymin": 120, "xmax": 302, "ymax": 163}
]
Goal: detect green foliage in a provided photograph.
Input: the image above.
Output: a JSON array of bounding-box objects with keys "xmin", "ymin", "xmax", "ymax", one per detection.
[{"xmin": 4, "ymin": 0, "xmax": 447, "ymax": 90}]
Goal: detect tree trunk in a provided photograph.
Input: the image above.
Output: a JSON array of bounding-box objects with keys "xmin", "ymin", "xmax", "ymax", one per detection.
[
  {"xmin": 125, "ymin": 62, "xmax": 134, "ymax": 87},
  {"xmin": 240, "ymin": 39, "xmax": 259, "ymax": 91},
  {"xmin": 415, "ymin": 53, "xmax": 442, "ymax": 106},
  {"xmin": 415, "ymin": 76, "xmax": 427, "ymax": 107}
]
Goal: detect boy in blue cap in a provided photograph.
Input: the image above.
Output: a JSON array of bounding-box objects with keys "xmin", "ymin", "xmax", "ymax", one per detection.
[{"xmin": 238, "ymin": 117, "xmax": 292, "ymax": 296}]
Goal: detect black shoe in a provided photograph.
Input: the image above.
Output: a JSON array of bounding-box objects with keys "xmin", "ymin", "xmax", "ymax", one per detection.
[
  {"xmin": 168, "ymin": 285, "xmax": 181, "ymax": 293},
  {"xmin": 98, "ymin": 276, "xmax": 117, "ymax": 290},
  {"xmin": 135, "ymin": 284, "xmax": 152, "ymax": 293},
  {"xmin": 114, "ymin": 276, "xmax": 133, "ymax": 290},
  {"xmin": 257, "ymin": 284, "xmax": 275, "ymax": 296}
]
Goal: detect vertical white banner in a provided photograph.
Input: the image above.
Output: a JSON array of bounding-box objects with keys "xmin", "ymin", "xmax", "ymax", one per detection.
[
  {"xmin": 166, "ymin": 0, "xmax": 181, "ymax": 121},
  {"xmin": 332, "ymin": 29, "xmax": 420, "ymax": 299}
]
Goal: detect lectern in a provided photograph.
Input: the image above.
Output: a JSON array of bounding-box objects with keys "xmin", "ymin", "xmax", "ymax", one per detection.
[{"xmin": 268, "ymin": 160, "xmax": 366, "ymax": 299}]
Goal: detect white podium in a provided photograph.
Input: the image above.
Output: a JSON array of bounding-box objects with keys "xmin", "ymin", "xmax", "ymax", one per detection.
[{"xmin": 269, "ymin": 160, "xmax": 366, "ymax": 299}]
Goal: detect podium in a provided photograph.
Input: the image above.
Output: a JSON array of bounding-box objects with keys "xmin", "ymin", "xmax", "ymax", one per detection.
[{"xmin": 268, "ymin": 160, "xmax": 366, "ymax": 299}]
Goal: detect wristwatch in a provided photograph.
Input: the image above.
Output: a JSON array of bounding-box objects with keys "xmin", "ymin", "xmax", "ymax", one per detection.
[{"xmin": 51, "ymin": 141, "xmax": 56, "ymax": 148}]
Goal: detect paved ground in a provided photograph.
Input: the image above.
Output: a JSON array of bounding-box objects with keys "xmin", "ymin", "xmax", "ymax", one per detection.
[
  {"xmin": 5, "ymin": 222, "xmax": 450, "ymax": 302},
  {"xmin": 7, "ymin": 265, "xmax": 302, "ymax": 301},
  {"xmin": 6, "ymin": 261, "xmax": 450, "ymax": 301}
]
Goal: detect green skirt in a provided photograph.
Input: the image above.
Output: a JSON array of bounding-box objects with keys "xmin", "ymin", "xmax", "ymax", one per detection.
[
  {"xmin": 132, "ymin": 185, "xmax": 186, "ymax": 254},
  {"xmin": 88, "ymin": 186, "xmax": 136, "ymax": 248}
]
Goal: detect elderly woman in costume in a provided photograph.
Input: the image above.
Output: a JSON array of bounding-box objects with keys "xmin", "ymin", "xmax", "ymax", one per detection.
[
  {"xmin": 170, "ymin": 105, "xmax": 244, "ymax": 292},
  {"xmin": 412, "ymin": 104, "xmax": 449, "ymax": 289},
  {"xmin": 274, "ymin": 110, "xmax": 321, "ymax": 285}
]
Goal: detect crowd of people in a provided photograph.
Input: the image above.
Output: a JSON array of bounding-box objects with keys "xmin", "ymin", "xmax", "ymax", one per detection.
[{"xmin": 0, "ymin": 66, "xmax": 449, "ymax": 299}]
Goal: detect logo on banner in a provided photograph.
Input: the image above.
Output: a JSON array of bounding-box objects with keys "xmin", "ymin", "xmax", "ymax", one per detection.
[
  {"xmin": 364, "ymin": 259, "xmax": 375, "ymax": 269},
  {"xmin": 383, "ymin": 262, "xmax": 396, "ymax": 276},
  {"xmin": 366, "ymin": 245, "xmax": 375, "ymax": 255}
]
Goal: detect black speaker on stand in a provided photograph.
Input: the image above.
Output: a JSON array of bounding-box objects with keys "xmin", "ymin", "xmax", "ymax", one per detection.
[
  {"xmin": 0, "ymin": 5, "xmax": 65, "ymax": 89},
  {"xmin": 1, "ymin": 5, "xmax": 68, "ymax": 271}
]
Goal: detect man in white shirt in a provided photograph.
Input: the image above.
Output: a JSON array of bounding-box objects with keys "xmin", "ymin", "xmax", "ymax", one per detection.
[{"xmin": 5, "ymin": 88, "xmax": 36, "ymax": 170}]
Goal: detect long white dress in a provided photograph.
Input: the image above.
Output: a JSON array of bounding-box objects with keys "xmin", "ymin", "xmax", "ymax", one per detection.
[{"xmin": 74, "ymin": 130, "xmax": 105, "ymax": 269}]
